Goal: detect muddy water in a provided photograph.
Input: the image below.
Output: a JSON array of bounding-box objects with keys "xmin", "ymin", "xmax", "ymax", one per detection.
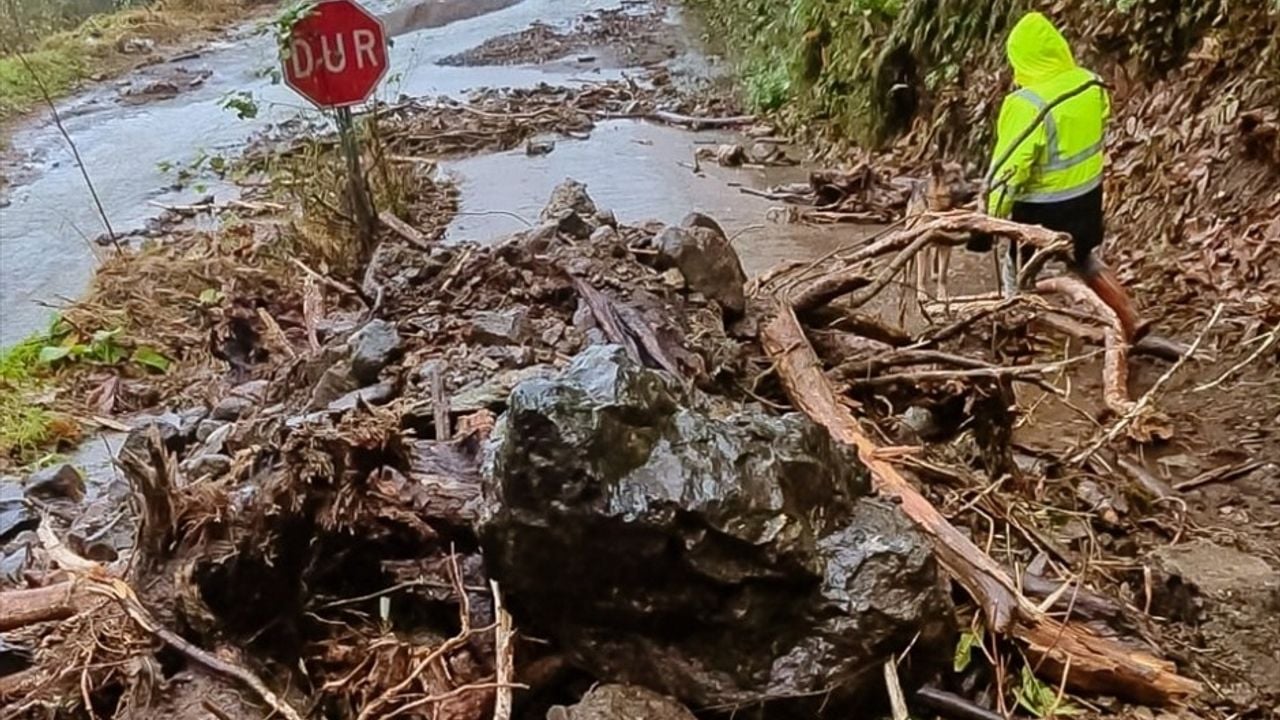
[
  {"xmin": 444, "ymin": 122, "xmax": 860, "ymax": 276},
  {"xmin": 0, "ymin": 0, "xmax": 862, "ymax": 346}
]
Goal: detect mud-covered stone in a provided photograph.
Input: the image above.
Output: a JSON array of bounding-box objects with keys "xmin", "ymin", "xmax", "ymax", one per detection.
[
  {"xmin": 548, "ymin": 684, "xmax": 696, "ymax": 720},
  {"xmin": 481, "ymin": 345, "xmax": 952, "ymax": 710},
  {"xmin": 654, "ymin": 221, "xmax": 747, "ymax": 317},
  {"xmin": 470, "ymin": 308, "xmax": 531, "ymax": 346},
  {"xmin": 351, "ymin": 319, "xmax": 403, "ymax": 384},
  {"xmin": 212, "ymin": 380, "xmax": 269, "ymax": 421},
  {"xmin": 25, "ymin": 464, "xmax": 85, "ymax": 502},
  {"xmin": 1151, "ymin": 540, "xmax": 1280, "ymax": 699},
  {"xmin": 181, "ymin": 453, "xmax": 233, "ymax": 480},
  {"xmin": 327, "ymin": 382, "xmax": 396, "ymax": 413}
]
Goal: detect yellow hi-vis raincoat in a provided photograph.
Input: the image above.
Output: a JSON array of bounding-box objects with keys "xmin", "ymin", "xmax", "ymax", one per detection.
[{"xmin": 986, "ymin": 12, "xmax": 1109, "ymax": 217}]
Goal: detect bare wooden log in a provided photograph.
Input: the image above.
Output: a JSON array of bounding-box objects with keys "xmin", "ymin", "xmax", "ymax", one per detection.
[
  {"xmin": 760, "ymin": 306, "xmax": 1200, "ymax": 704},
  {"xmin": 0, "ymin": 581, "xmax": 88, "ymax": 631}
]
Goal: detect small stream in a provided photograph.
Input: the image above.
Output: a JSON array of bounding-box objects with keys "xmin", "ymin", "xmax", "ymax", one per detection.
[{"xmin": 0, "ymin": 0, "xmax": 866, "ymax": 347}]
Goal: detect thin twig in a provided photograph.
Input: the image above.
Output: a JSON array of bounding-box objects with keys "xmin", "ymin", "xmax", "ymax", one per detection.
[
  {"xmin": 6, "ymin": 0, "xmax": 117, "ymax": 250},
  {"xmin": 1193, "ymin": 320, "xmax": 1278, "ymax": 392},
  {"xmin": 491, "ymin": 580, "xmax": 514, "ymax": 720}
]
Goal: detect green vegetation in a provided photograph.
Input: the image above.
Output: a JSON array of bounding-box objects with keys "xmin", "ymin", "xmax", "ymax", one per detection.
[
  {"xmin": 0, "ymin": 332, "xmax": 60, "ymax": 464},
  {"xmin": 690, "ymin": 0, "xmax": 1025, "ymax": 147},
  {"xmin": 0, "ymin": 320, "xmax": 171, "ymax": 465},
  {"xmin": 0, "ymin": 1, "xmax": 243, "ymax": 121},
  {"xmin": 688, "ymin": 0, "xmax": 1268, "ymax": 153}
]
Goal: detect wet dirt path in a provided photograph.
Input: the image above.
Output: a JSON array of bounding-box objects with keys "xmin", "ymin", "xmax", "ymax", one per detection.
[{"xmin": 0, "ymin": 0, "xmax": 864, "ymax": 347}]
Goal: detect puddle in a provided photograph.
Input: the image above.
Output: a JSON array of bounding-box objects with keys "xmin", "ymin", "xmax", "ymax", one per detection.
[{"xmin": 444, "ymin": 121, "xmax": 873, "ymax": 276}]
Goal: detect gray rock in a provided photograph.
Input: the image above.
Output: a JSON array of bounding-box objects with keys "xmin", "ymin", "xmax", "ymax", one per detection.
[
  {"xmin": 589, "ymin": 225, "xmax": 619, "ymax": 245},
  {"xmin": 195, "ymin": 419, "xmax": 227, "ymax": 443},
  {"xmin": 182, "ymin": 454, "xmax": 233, "ymax": 479},
  {"xmin": 0, "ymin": 545, "xmax": 30, "ymax": 583},
  {"xmin": 526, "ymin": 138, "xmax": 555, "ymax": 156},
  {"xmin": 469, "ymin": 308, "xmax": 531, "ymax": 346},
  {"xmin": 327, "ymin": 382, "xmax": 396, "ymax": 413},
  {"xmin": 177, "ymin": 407, "xmax": 208, "ymax": 439},
  {"xmin": 548, "ymin": 684, "xmax": 695, "ymax": 720},
  {"xmin": 0, "ymin": 484, "xmax": 36, "ymax": 541},
  {"xmin": 654, "ymin": 222, "xmax": 747, "ymax": 317},
  {"xmin": 212, "ymin": 380, "xmax": 269, "ymax": 421},
  {"xmin": 481, "ymin": 346, "xmax": 951, "ymax": 711},
  {"xmin": 121, "ymin": 416, "xmax": 183, "ymax": 460},
  {"xmin": 25, "ymin": 464, "xmax": 85, "ymax": 502},
  {"xmin": 309, "ymin": 359, "xmax": 361, "ymax": 410},
  {"xmin": 452, "ymin": 365, "xmax": 557, "ymax": 413},
  {"xmin": 540, "ymin": 179, "xmax": 598, "ymax": 224},
  {"xmin": 350, "ymin": 319, "xmax": 403, "ymax": 384},
  {"xmin": 1151, "ymin": 540, "xmax": 1280, "ymax": 698}
]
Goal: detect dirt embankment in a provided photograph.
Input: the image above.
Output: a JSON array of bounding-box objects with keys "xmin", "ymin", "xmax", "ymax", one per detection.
[{"xmin": 0, "ymin": 0, "xmax": 271, "ymax": 128}]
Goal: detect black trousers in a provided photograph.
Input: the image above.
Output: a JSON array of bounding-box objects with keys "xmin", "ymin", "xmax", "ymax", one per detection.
[{"xmin": 1011, "ymin": 184, "xmax": 1104, "ymax": 269}]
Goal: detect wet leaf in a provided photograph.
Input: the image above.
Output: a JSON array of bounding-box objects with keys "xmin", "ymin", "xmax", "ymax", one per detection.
[
  {"xmin": 132, "ymin": 347, "xmax": 172, "ymax": 374},
  {"xmin": 953, "ymin": 628, "xmax": 980, "ymax": 672},
  {"xmin": 38, "ymin": 345, "xmax": 72, "ymax": 364}
]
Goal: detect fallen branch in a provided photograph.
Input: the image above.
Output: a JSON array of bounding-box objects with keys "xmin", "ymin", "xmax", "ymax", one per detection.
[
  {"xmin": 761, "ymin": 306, "xmax": 1200, "ymax": 704},
  {"xmin": 1070, "ymin": 303, "xmax": 1223, "ymax": 465},
  {"xmin": 569, "ymin": 274, "xmax": 684, "ymax": 378},
  {"xmin": 596, "ymin": 110, "xmax": 756, "ymax": 128},
  {"xmin": 0, "ymin": 581, "xmax": 90, "ymax": 631},
  {"xmin": 915, "ymin": 686, "xmax": 1003, "ymax": 720},
  {"xmin": 1037, "ymin": 276, "xmax": 1133, "ymax": 415},
  {"xmin": 1173, "ymin": 459, "xmax": 1266, "ymax": 492},
  {"xmin": 91, "ymin": 579, "xmax": 305, "ymax": 720},
  {"xmin": 379, "ymin": 210, "xmax": 432, "ymax": 250}
]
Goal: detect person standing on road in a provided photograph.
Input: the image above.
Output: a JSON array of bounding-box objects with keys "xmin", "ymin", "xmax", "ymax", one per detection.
[{"xmin": 985, "ymin": 11, "xmax": 1143, "ymax": 341}]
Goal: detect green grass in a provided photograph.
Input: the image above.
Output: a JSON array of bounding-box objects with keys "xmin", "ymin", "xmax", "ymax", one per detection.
[
  {"xmin": 0, "ymin": 332, "xmax": 61, "ymax": 464},
  {"xmin": 0, "ymin": 45, "xmax": 87, "ymax": 119}
]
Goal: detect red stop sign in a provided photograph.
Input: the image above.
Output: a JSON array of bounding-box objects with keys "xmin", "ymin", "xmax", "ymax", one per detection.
[{"xmin": 282, "ymin": 0, "xmax": 389, "ymax": 108}]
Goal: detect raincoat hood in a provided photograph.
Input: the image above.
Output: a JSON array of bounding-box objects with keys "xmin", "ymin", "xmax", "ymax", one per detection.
[{"xmin": 1006, "ymin": 12, "xmax": 1076, "ymax": 87}]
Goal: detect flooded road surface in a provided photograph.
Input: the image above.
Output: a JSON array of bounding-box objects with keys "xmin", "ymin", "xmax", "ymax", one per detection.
[
  {"xmin": 0, "ymin": 0, "xmax": 862, "ymax": 346},
  {"xmin": 443, "ymin": 121, "xmax": 863, "ymax": 277},
  {"xmin": 0, "ymin": 0, "xmax": 623, "ymax": 345}
]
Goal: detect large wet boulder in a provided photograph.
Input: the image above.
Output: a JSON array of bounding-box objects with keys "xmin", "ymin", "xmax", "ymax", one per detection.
[
  {"xmin": 654, "ymin": 215, "xmax": 748, "ymax": 317},
  {"xmin": 481, "ymin": 346, "xmax": 952, "ymax": 711}
]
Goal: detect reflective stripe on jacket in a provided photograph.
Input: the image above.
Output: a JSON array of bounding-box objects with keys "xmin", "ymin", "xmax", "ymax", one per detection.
[{"xmin": 986, "ymin": 12, "xmax": 1109, "ymax": 217}]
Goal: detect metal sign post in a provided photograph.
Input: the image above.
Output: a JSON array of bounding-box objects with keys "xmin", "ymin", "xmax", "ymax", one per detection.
[{"xmin": 281, "ymin": 0, "xmax": 389, "ymax": 251}]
